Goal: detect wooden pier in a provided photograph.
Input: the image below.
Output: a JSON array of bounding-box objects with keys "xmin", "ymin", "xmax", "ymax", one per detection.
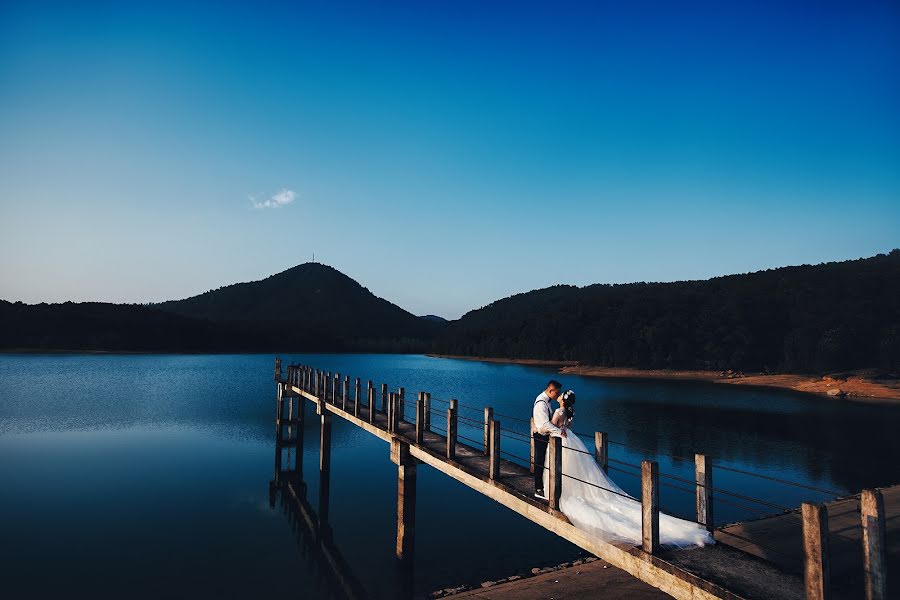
[{"xmin": 270, "ymin": 360, "xmax": 894, "ymax": 600}]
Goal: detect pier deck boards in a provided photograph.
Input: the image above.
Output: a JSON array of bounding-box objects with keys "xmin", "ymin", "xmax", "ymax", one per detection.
[
  {"xmin": 284, "ymin": 381, "xmax": 810, "ymax": 600},
  {"xmin": 717, "ymin": 485, "xmax": 900, "ymax": 599}
]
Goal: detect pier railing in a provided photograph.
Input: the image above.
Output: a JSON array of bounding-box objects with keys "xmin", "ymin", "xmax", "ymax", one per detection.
[{"xmin": 272, "ymin": 358, "xmax": 891, "ymax": 600}]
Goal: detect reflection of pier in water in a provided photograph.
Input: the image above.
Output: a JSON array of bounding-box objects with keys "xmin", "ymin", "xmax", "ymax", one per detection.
[
  {"xmin": 271, "ymin": 359, "xmax": 894, "ymax": 600},
  {"xmin": 270, "ymin": 457, "xmax": 376, "ymax": 599}
]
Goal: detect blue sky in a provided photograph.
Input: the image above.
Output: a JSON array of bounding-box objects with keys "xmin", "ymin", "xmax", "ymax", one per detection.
[{"xmin": 1, "ymin": 0, "xmax": 898, "ymax": 319}]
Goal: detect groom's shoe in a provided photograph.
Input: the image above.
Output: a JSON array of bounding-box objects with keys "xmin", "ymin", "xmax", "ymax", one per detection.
[{"xmin": 534, "ymin": 489, "xmax": 547, "ymax": 500}]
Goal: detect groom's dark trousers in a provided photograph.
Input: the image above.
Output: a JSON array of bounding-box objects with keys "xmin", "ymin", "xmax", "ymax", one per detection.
[{"xmin": 533, "ymin": 432, "xmax": 550, "ymax": 491}]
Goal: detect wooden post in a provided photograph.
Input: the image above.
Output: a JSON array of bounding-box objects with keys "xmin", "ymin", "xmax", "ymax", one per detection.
[
  {"xmin": 274, "ymin": 357, "xmax": 282, "ymax": 382},
  {"xmin": 368, "ymin": 387, "xmax": 376, "ymax": 424},
  {"xmin": 423, "ymin": 392, "xmax": 431, "ymax": 431},
  {"xmin": 381, "ymin": 383, "xmax": 388, "ymax": 412},
  {"xmin": 484, "ymin": 407, "xmax": 494, "ymax": 455},
  {"xmin": 415, "ymin": 393, "xmax": 425, "ymax": 444},
  {"xmin": 386, "ymin": 392, "xmax": 393, "ymax": 431},
  {"xmin": 447, "ymin": 399, "xmax": 458, "ymax": 459},
  {"xmin": 548, "ymin": 436, "xmax": 562, "ymax": 510},
  {"xmin": 642, "ymin": 460, "xmax": 660, "ymax": 554},
  {"xmin": 354, "ymin": 378, "xmax": 361, "ymax": 417},
  {"xmin": 273, "ymin": 383, "xmax": 284, "ymax": 483},
  {"xmin": 695, "ymin": 453, "xmax": 714, "ymax": 533},
  {"xmin": 319, "ymin": 412, "xmax": 332, "ymax": 523},
  {"xmin": 530, "ymin": 417, "xmax": 536, "ymax": 474},
  {"xmin": 314, "ymin": 370, "xmax": 319, "ymax": 396},
  {"xmin": 489, "ymin": 419, "xmax": 501, "ymax": 481},
  {"xmin": 295, "ymin": 388, "xmax": 305, "ymax": 476},
  {"xmin": 802, "ymin": 502, "xmax": 831, "ymax": 600},
  {"xmin": 595, "ymin": 431, "xmax": 609, "ymax": 474},
  {"xmin": 391, "ymin": 439, "xmax": 417, "ymax": 561},
  {"xmin": 333, "ymin": 373, "xmax": 339, "ymax": 405},
  {"xmin": 342, "ymin": 376, "xmax": 349, "ymax": 411},
  {"xmin": 389, "ymin": 393, "xmax": 399, "ymax": 433},
  {"xmin": 861, "ymin": 488, "xmax": 887, "ymax": 600},
  {"xmin": 398, "ymin": 387, "xmax": 406, "ymax": 423}
]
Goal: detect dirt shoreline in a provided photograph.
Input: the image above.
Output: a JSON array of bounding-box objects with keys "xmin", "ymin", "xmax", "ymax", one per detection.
[{"xmin": 427, "ymin": 354, "xmax": 900, "ymax": 403}]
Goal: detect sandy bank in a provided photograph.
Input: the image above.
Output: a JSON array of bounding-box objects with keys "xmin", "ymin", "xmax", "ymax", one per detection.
[{"xmin": 428, "ymin": 355, "xmax": 900, "ymax": 403}]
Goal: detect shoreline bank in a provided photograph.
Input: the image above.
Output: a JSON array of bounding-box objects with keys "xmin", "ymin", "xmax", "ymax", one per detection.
[{"xmin": 427, "ymin": 354, "xmax": 900, "ymax": 403}]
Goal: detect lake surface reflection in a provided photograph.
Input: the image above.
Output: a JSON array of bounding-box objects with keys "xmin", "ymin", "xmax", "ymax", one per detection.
[{"xmin": 1, "ymin": 353, "xmax": 898, "ymax": 599}]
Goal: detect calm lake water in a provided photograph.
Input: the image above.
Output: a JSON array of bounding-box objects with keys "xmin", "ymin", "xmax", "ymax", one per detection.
[{"xmin": 1, "ymin": 353, "xmax": 898, "ymax": 599}]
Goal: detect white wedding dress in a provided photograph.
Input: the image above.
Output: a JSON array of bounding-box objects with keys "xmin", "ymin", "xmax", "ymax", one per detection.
[{"xmin": 543, "ymin": 418, "xmax": 714, "ymax": 548}]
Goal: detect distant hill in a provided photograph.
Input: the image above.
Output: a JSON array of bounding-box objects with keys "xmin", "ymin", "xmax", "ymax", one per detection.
[
  {"xmin": 433, "ymin": 250, "xmax": 900, "ymax": 374},
  {"xmin": 0, "ymin": 263, "xmax": 442, "ymax": 353},
  {"xmin": 420, "ymin": 314, "xmax": 448, "ymax": 323},
  {"xmin": 156, "ymin": 263, "xmax": 441, "ymax": 351}
]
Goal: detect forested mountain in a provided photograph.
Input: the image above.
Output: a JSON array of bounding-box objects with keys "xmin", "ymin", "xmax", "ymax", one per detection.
[
  {"xmin": 432, "ymin": 251, "xmax": 900, "ymax": 373},
  {"xmin": 157, "ymin": 262, "xmax": 440, "ymax": 351},
  {"xmin": 0, "ymin": 263, "xmax": 440, "ymax": 353}
]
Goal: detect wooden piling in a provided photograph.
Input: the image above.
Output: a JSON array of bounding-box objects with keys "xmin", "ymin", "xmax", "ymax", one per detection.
[
  {"xmin": 484, "ymin": 407, "xmax": 494, "ymax": 455},
  {"xmin": 368, "ymin": 387, "xmax": 376, "ymax": 423},
  {"xmin": 398, "ymin": 387, "xmax": 405, "ymax": 423},
  {"xmin": 489, "ymin": 419, "xmax": 501, "ymax": 481},
  {"xmin": 391, "ymin": 439, "xmax": 417, "ymax": 561},
  {"xmin": 274, "ymin": 357, "xmax": 282, "ymax": 382},
  {"xmin": 695, "ymin": 453, "xmax": 714, "ymax": 533},
  {"xmin": 802, "ymin": 502, "xmax": 831, "ymax": 600},
  {"xmin": 333, "ymin": 373, "xmax": 340, "ymax": 405},
  {"xmin": 423, "ymin": 392, "xmax": 431, "ymax": 431},
  {"xmin": 381, "ymin": 383, "xmax": 388, "ymax": 413},
  {"xmin": 295, "ymin": 388, "xmax": 305, "ymax": 476},
  {"xmin": 273, "ymin": 383, "xmax": 284, "ymax": 482},
  {"xmin": 447, "ymin": 399, "xmax": 458, "ymax": 459},
  {"xmin": 595, "ymin": 431, "xmax": 608, "ymax": 474},
  {"xmin": 415, "ymin": 393, "xmax": 425, "ymax": 444},
  {"xmin": 548, "ymin": 436, "xmax": 562, "ymax": 510},
  {"xmin": 861, "ymin": 489, "xmax": 886, "ymax": 600},
  {"xmin": 354, "ymin": 378, "xmax": 361, "ymax": 418},
  {"xmin": 343, "ymin": 376, "xmax": 349, "ymax": 411},
  {"xmin": 319, "ymin": 412, "xmax": 332, "ymax": 524},
  {"xmin": 530, "ymin": 417, "xmax": 536, "ymax": 474},
  {"xmin": 642, "ymin": 460, "xmax": 660, "ymax": 554},
  {"xmin": 320, "ymin": 412, "xmax": 332, "ymax": 473}
]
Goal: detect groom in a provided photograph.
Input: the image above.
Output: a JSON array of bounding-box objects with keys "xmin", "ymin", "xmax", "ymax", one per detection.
[{"xmin": 533, "ymin": 379, "xmax": 565, "ymax": 500}]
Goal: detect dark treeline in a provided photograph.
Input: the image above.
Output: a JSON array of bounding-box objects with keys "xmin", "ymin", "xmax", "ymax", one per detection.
[
  {"xmin": 4, "ymin": 253, "xmax": 898, "ymax": 373},
  {"xmin": 432, "ymin": 250, "xmax": 900, "ymax": 374},
  {"xmin": 0, "ymin": 300, "xmax": 432, "ymax": 353}
]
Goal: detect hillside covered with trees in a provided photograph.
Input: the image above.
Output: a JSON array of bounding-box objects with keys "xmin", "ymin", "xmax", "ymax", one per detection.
[{"xmin": 433, "ymin": 251, "xmax": 900, "ymax": 374}]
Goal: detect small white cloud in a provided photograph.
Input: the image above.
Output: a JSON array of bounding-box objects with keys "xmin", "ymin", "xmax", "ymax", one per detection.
[{"xmin": 250, "ymin": 188, "xmax": 297, "ymax": 209}]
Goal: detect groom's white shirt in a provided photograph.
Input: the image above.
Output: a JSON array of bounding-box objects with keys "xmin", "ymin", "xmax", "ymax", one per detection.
[{"xmin": 533, "ymin": 392, "xmax": 562, "ymax": 436}]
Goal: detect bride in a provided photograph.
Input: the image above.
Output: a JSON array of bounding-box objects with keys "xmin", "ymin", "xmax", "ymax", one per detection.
[{"xmin": 543, "ymin": 390, "xmax": 714, "ymax": 548}]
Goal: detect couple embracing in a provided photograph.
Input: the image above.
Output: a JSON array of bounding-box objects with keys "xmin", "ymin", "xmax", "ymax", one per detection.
[{"xmin": 530, "ymin": 380, "xmax": 714, "ymax": 548}]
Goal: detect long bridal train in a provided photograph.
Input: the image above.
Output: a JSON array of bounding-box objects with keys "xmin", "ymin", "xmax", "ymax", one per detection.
[{"xmin": 544, "ymin": 433, "xmax": 714, "ymax": 548}]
